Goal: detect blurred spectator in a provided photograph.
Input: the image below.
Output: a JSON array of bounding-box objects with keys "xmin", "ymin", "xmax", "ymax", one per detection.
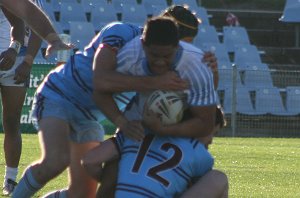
[{"xmin": 226, "ymin": 12, "xmax": 240, "ymax": 26}]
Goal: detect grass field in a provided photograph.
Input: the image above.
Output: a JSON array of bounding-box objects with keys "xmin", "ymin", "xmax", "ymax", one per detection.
[{"xmin": 0, "ymin": 134, "xmax": 299, "ymax": 197}]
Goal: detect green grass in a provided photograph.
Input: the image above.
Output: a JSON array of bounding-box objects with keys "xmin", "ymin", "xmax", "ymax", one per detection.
[{"xmin": 0, "ymin": 134, "xmax": 299, "ymax": 197}]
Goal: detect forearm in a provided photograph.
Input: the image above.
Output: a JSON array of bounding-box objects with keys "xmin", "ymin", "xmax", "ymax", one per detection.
[
  {"xmin": 96, "ymin": 71, "xmax": 161, "ymax": 93},
  {"xmin": 4, "ymin": 0, "xmax": 59, "ymax": 44},
  {"xmin": 24, "ymin": 32, "xmax": 43, "ymax": 65},
  {"xmin": 93, "ymin": 91, "xmax": 128, "ymax": 129},
  {"xmin": 150, "ymin": 105, "xmax": 216, "ymax": 138}
]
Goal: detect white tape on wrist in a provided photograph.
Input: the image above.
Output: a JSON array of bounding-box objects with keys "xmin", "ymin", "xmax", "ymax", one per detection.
[{"xmin": 9, "ymin": 40, "xmax": 21, "ymax": 54}]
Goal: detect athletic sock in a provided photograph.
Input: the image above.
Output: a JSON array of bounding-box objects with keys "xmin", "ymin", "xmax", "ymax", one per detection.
[
  {"xmin": 11, "ymin": 166, "xmax": 44, "ymax": 198},
  {"xmin": 4, "ymin": 166, "xmax": 18, "ymax": 182}
]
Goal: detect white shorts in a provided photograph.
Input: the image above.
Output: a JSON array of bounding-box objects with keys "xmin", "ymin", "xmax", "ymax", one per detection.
[{"xmin": 0, "ymin": 56, "xmax": 29, "ymax": 87}]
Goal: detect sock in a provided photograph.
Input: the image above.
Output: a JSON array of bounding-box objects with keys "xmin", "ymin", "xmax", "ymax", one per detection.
[
  {"xmin": 11, "ymin": 167, "xmax": 44, "ymax": 198},
  {"xmin": 4, "ymin": 166, "xmax": 18, "ymax": 182},
  {"xmin": 42, "ymin": 189, "xmax": 68, "ymax": 198}
]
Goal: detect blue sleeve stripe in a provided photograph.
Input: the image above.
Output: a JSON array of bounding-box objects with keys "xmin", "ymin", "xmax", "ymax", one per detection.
[{"xmin": 70, "ymin": 56, "xmax": 92, "ymax": 93}]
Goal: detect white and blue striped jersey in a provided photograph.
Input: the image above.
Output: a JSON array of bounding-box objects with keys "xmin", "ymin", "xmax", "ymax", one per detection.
[
  {"xmin": 116, "ymin": 36, "xmax": 218, "ymax": 121},
  {"xmin": 36, "ymin": 22, "xmax": 142, "ymax": 121},
  {"xmin": 113, "ymin": 132, "xmax": 214, "ymax": 198}
]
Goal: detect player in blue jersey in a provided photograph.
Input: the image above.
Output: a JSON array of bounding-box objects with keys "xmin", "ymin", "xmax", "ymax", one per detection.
[
  {"xmin": 12, "ymin": 17, "xmax": 192, "ymax": 198},
  {"xmin": 82, "ymin": 106, "xmax": 227, "ymax": 198},
  {"xmin": 13, "ymin": 5, "xmax": 219, "ymax": 198},
  {"xmin": 0, "ymin": 0, "xmax": 45, "ymax": 195}
]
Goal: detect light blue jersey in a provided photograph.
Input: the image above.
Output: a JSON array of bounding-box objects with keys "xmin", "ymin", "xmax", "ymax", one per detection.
[
  {"xmin": 117, "ymin": 37, "xmax": 218, "ymax": 121},
  {"xmin": 35, "ymin": 22, "xmax": 142, "ymax": 122},
  {"xmin": 113, "ymin": 132, "xmax": 214, "ymax": 198}
]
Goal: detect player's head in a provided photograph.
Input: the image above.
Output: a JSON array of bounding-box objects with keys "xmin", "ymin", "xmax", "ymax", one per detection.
[
  {"xmin": 142, "ymin": 16, "xmax": 179, "ymax": 75},
  {"xmin": 161, "ymin": 5, "xmax": 201, "ymax": 42}
]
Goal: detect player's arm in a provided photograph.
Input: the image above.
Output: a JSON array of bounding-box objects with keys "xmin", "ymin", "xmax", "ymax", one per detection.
[
  {"xmin": 144, "ymin": 105, "xmax": 216, "ymax": 138},
  {"xmin": 0, "ymin": 7, "xmax": 25, "ymax": 71},
  {"xmin": 14, "ymin": 0, "xmax": 43, "ymax": 84},
  {"xmin": 93, "ymin": 45, "xmax": 187, "ymax": 140},
  {"xmin": 82, "ymin": 138, "xmax": 119, "ymax": 182},
  {"xmin": 143, "ymin": 59, "xmax": 217, "ymax": 138},
  {"xmin": 2, "ymin": 0, "xmax": 73, "ymax": 57}
]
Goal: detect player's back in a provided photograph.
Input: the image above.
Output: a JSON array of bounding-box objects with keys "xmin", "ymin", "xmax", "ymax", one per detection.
[
  {"xmin": 114, "ymin": 132, "xmax": 214, "ymax": 198},
  {"xmin": 37, "ymin": 22, "xmax": 142, "ymax": 109}
]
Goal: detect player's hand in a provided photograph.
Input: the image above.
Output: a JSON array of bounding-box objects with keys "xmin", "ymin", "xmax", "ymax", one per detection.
[
  {"xmin": 45, "ymin": 39, "xmax": 75, "ymax": 59},
  {"xmin": 203, "ymin": 51, "xmax": 218, "ymax": 72},
  {"xmin": 14, "ymin": 61, "xmax": 31, "ymax": 84},
  {"xmin": 120, "ymin": 120, "xmax": 145, "ymax": 142},
  {"xmin": 0, "ymin": 48, "xmax": 17, "ymax": 71},
  {"xmin": 142, "ymin": 104, "xmax": 164, "ymax": 133},
  {"xmin": 154, "ymin": 71, "xmax": 189, "ymax": 91}
]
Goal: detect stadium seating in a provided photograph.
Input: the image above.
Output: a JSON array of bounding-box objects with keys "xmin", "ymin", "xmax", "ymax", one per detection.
[
  {"xmin": 90, "ymin": 3, "xmax": 118, "ymax": 31},
  {"xmin": 142, "ymin": 0, "xmax": 168, "ymax": 16},
  {"xmin": 81, "ymin": 0, "xmax": 111, "ymax": 13},
  {"xmin": 280, "ymin": 0, "xmax": 300, "ymax": 22},
  {"xmin": 243, "ymin": 64, "xmax": 274, "ymax": 90},
  {"xmin": 59, "ymin": 3, "xmax": 88, "ymax": 31},
  {"xmin": 171, "ymin": 0, "xmax": 199, "ymax": 8},
  {"xmin": 43, "ymin": 2, "xmax": 58, "ymax": 22},
  {"xmin": 254, "ymin": 87, "xmax": 288, "ymax": 115},
  {"xmin": 233, "ymin": 44, "xmax": 262, "ymax": 69},
  {"xmin": 193, "ymin": 25, "xmax": 220, "ymax": 48},
  {"xmin": 223, "ymin": 26, "xmax": 251, "ymax": 52},
  {"xmin": 217, "ymin": 62, "xmax": 243, "ymax": 90},
  {"xmin": 285, "ymin": 86, "xmax": 300, "ymax": 115},
  {"xmin": 46, "ymin": 0, "xmax": 61, "ymax": 12},
  {"xmin": 201, "ymin": 43, "xmax": 231, "ymax": 63},
  {"xmin": 193, "ymin": 6, "xmax": 210, "ymax": 25},
  {"xmin": 120, "ymin": 4, "xmax": 148, "ymax": 26},
  {"xmin": 69, "ymin": 21, "xmax": 96, "ymax": 50},
  {"xmin": 223, "ymin": 87, "xmax": 257, "ymax": 115}
]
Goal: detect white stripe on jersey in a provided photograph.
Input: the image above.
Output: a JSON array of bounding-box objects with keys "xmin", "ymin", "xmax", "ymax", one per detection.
[{"xmin": 116, "ymin": 38, "xmax": 217, "ymax": 106}]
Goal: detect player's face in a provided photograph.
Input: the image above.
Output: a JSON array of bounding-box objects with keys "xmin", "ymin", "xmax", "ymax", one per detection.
[{"xmin": 143, "ymin": 44, "xmax": 178, "ymax": 75}]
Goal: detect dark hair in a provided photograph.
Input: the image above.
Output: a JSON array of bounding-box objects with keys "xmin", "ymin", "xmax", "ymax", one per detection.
[
  {"xmin": 216, "ymin": 106, "xmax": 226, "ymax": 128},
  {"xmin": 142, "ymin": 16, "xmax": 179, "ymax": 46},
  {"xmin": 162, "ymin": 5, "xmax": 200, "ymax": 39}
]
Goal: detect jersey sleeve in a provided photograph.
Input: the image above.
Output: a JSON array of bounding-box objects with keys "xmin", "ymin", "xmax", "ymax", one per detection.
[
  {"xmin": 180, "ymin": 51, "xmax": 218, "ymax": 106},
  {"xmin": 96, "ymin": 23, "xmax": 141, "ymax": 51}
]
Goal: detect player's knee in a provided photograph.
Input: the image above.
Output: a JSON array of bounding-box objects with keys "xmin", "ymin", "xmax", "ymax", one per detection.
[
  {"xmin": 211, "ymin": 170, "xmax": 229, "ymax": 190},
  {"xmin": 42, "ymin": 153, "xmax": 70, "ymax": 175}
]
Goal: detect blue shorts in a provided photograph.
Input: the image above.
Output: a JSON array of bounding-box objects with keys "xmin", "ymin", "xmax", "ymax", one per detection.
[{"xmin": 31, "ymin": 93, "xmax": 105, "ymax": 143}]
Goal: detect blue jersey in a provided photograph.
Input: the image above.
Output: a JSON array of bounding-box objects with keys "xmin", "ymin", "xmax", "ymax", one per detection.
[
  {"xmin": 113, "ymin": 132, "xmax": 214, "ymax": 198},
  {"xmin": 36, "ymin": 22, "xmax": 142, "ymax": 121}
]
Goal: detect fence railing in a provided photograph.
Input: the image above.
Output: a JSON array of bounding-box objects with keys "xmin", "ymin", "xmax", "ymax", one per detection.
[{"xmin": 218, "ymin": 64, "xmax": 300, "ymax": 138}]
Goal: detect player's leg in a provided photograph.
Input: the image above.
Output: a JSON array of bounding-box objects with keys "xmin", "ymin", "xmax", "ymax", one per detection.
[
  {"xmin": 12, "ymin": 117, "xmax": 71, "ymax": 198},
  {"xmin": 66, "ymin": 141, "xmax": 100, "ymax": 198},
  {"xmin": 1, "ymin": 85, "xmax": 26, "ymax": 195},
  {"xmin": 180, "ymin": 169, "xmax": 228, "ymax": 198}
]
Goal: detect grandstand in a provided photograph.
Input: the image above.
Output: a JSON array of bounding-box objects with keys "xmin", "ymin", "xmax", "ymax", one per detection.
[{"xmin": 13, "ymin": 0, "xmax": 300, "ymax": 137}]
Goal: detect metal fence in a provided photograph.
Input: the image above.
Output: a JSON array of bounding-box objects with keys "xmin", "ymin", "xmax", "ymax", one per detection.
[{"xmin": 218, "ymin": 64, "xmax": 300, "ymax": 138}]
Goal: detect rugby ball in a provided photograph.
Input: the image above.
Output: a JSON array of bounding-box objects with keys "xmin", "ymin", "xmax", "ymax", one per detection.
[{"xmin": 146, "ymin": 90, "xmax": 184, "ymax": 125}]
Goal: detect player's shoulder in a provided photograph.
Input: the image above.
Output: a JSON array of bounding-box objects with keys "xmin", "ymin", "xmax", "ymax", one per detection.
[
  {"xmin": 179, "ymin": 41, "xmax": 204, "ymax": 57},
  {"xmin": 101, "ymin": 22, "xmax": 141, "ymax": 38}
]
